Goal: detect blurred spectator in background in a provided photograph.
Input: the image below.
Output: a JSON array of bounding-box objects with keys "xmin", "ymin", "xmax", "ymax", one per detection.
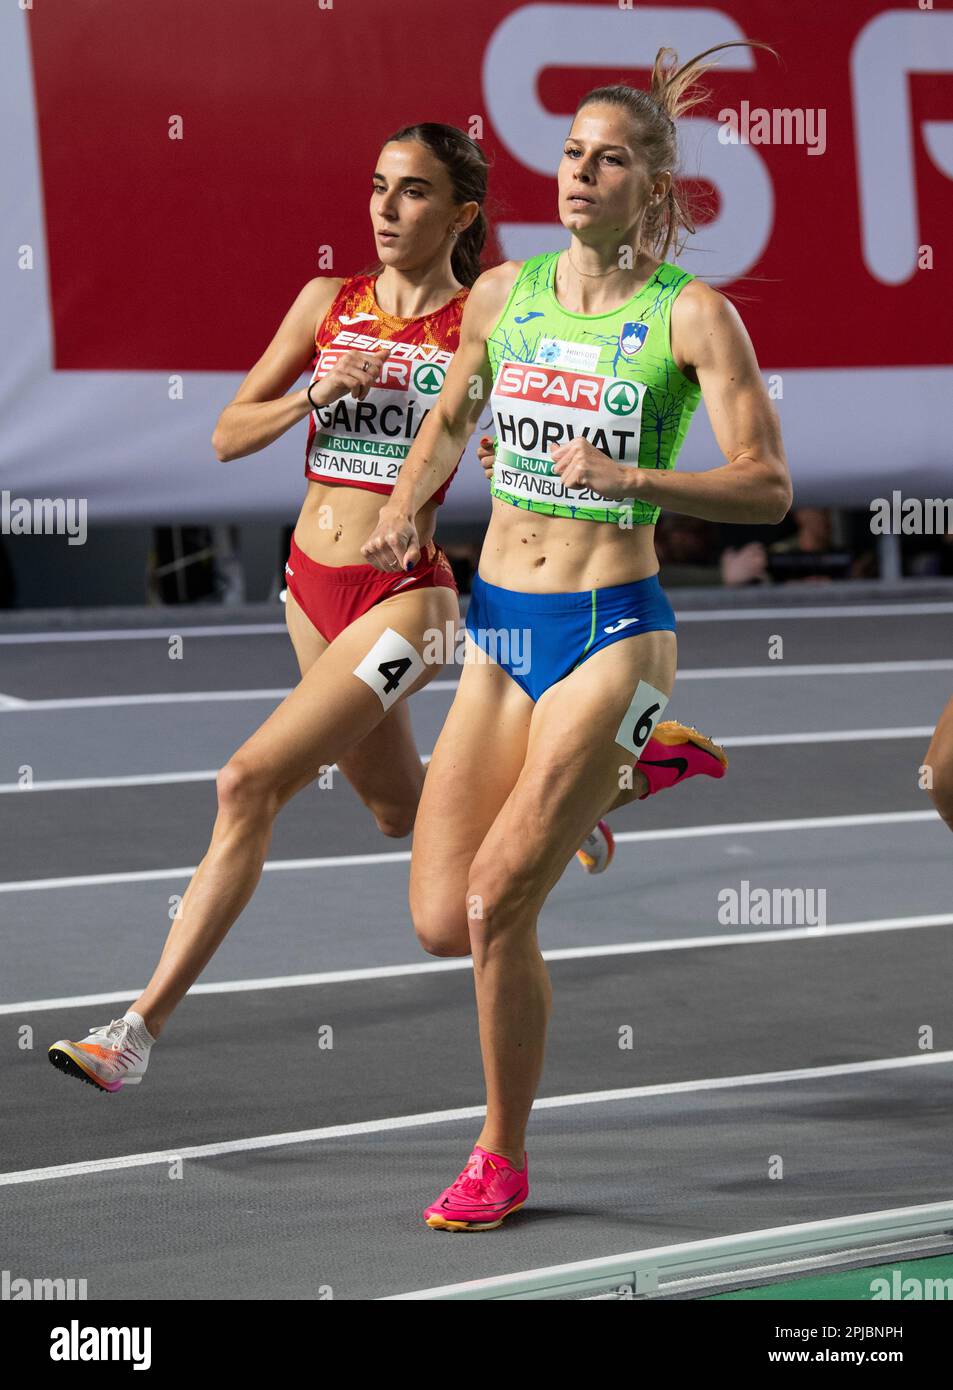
[
  {"xmin": 440, "ymin": 508, "xmax": 880, "ymax": 595},
  {"xmin": 906, "ymin": 526, "xmax": 953, "ymax": 578},
  {"xmin": 720, "ymin": 507, "xmax": 875, "ymax": 586},
  {"xmin": 0, "ymin": 538, "xmax": 15, "ymax": 607},
  {"xmin": 653, "ymin": 513, "xmax": 722, "ymax": 586},
  {"xmin": 442, "ymin": 540, "xmax": 482, "ymax": 594},
  {"xmin": 720, "ymin": 538, "xmax": 770, "ymax": 586}
]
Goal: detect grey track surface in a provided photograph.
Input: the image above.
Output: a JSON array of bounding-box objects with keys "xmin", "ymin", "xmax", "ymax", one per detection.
[{"xmin": 1, "ymin": 588, "xmax": 952, "ymax": 1300}]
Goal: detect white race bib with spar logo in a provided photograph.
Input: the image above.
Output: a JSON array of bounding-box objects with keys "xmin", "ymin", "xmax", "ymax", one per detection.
[
  {"xmin": 489, "ymin": 359, "xmax": 645, "ymax": 514},
  {"xmin": 307, "ymin": 331, "xmax": 451, "ymax": 486}
]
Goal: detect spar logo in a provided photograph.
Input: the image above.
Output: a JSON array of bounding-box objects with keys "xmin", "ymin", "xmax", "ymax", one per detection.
[
  {"xmin": 495, "ymin": 361, "xmax": 605, "ymax": 409},
  {"xmin": 604, "ymin": 382, "xmax": 640, "ymax": 416},
  {"xmin": 413, "ymin": 362, "xmax": 445, "ymax": 394},
  {"xmin": 315, "ymin": 338, "xmax": 451, "ymax": 394},
  {"xmin": 494, "ymin": 361, "xmax": 640, "ymax": 415}
]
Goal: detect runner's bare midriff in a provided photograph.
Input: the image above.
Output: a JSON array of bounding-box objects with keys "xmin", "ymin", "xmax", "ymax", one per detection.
[
  {"xmin": 295, "ymin": 478, "xmax": 439, "ymax": 566},
  {"xmin": 477, "ymin": 496, "xmax": 659, "ymax": 592}
]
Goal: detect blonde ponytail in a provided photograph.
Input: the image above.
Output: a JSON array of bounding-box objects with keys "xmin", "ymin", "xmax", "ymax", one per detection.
[{"xmin": 577, "ymin": 41, "xmax": 779, "ymax": 261}]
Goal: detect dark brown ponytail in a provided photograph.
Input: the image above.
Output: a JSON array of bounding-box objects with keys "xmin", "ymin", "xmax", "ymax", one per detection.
[{"xmin": 367, "ymin": 122, "xmax": 489, "ymax": 287}]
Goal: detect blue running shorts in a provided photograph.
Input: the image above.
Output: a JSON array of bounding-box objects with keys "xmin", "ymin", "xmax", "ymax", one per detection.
[{"xmin": 464, "ymin": 570, "xmax": 676, "ymax": 703}]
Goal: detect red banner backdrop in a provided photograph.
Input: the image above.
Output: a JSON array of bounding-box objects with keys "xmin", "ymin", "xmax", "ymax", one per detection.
[
  {"xmin": 2, "ymin": 0, "xmax": 950, "ymax": 521},
  {"xmin": 27, "ymin": 0, "xmax": 953, "ymax": 372}
]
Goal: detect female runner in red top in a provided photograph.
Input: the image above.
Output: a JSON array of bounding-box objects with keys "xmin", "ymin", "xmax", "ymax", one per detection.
[{"xmin": 48, "ymin": 124, "xmax": 486, "ymax": 1091}]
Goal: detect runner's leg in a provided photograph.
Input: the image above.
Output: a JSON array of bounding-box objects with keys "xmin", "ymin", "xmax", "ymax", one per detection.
[
  {"xmin": 409, "ymin": 636, "xmax": 535, "ymax": 956},
  {"xmin": 465, "ymin": 630, "xmax": 677, "ymax": 1165},
  {"xmin": 130, "ymin": 585, "xmax": 457, "ymax": 1035},
  {"xmin": 925, "ymin": 694, "xmax": 953, "ymax": 831},
  {"xmin": 287, "ymin": 588, "xmax": 429, "ymax": 839}
]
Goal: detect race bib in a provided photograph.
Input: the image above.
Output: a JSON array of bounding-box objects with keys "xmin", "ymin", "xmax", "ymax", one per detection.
[
  {"xmin": 489, "ymin": 359, "xmax": 644, "ymax": 509},
  {"xmin": 307, "ymin": 337, "xmax": 451, "ymax": 486},
  {"xmin": 615, "ymin": 679, "xmax": 670, "ymax": 757}
]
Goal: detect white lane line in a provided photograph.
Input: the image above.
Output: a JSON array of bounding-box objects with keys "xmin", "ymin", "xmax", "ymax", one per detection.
[
  {"xmin": 612, "ymin": 810, "xmax": 939, "ymax": 842},
  {"xmin": 0, "ymin": 624, "xmax": 288, "ymax": 644},
  {"xmin": 0, "ymin": 754, "xmax": 434, "ymax": 795},
  {"xmin": 3, "ymin": 912, "xmax": 951, "ymax": 1018},
  {"xmin": 3, "ymin": 657, "xmax": 951, "ymax": 712},
  {"xmin": 719, "ymin": 725, "xmax": 935, "ymax": 748},
  {"xmin": 3, "ymin": 1051, "xmax": 951, "ymax": 1187},
  {"xmin": 674, "ymin": 602, "xmax": 953, "ymax": 621},
  {"xmin": 0, "ymin": 601, "xmax": 951, "ymax": 645},
  {"xmin": 0, "ymin": 689, "xmax": 294, "ymax": 711},
  {"xmin": 0, "ymin": 810, "xmax": 939, "ymax": 894},
  {"xmin": 682, "ymin": 660, "xmax": 953, "ymax": 677},
  {"xmin": 0, "ymin": 850, "xmax": 413, "ymax": 894},
  {"xmin": 0, "ymin": 727, "xmax": 937, "ymax": 794},
  {"xmin": 0, "ymin": 770, "xmax": 221, "ymax": 794}
]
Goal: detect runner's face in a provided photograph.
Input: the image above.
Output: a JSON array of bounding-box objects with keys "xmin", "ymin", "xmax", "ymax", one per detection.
[
  {"xmin": 559, "ymin": 106, "xmax": 655, "ymax": 245},
  {"xmin": 371, "ymin": 142, "xmax": 462, "ymax": 271}
]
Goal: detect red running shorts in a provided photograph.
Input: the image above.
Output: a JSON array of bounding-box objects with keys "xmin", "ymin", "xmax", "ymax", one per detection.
[{"xmin": 284, "ymin": 532, "xmax": 458, "ymax": 643}]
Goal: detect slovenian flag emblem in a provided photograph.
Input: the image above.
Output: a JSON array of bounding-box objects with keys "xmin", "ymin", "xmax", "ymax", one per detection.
[{"xmin": 619, "ymin": 321, "xmax": 649, "ymax": 355}]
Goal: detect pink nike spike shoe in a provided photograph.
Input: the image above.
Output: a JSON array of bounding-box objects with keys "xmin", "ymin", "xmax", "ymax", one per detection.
[
  {"xmin": 636, "ymin": 721, "xmax": 728, "ymax": 798},
  {"xmin": 424, "ymin": 1145, "xmax": 529, "ymax": 1231}
]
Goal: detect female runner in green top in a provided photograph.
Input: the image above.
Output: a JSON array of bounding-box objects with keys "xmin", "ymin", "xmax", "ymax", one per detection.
[{"xmin": 363, "ymin": 42, "xmax": 792, "ymax": 1230}]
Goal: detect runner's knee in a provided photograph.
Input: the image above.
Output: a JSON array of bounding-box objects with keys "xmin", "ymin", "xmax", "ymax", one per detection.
[
  {"xmin": 369, "ymin": 799, "xmax": 417, "ymax": 839},
  {"xmin": 927, "ymin": 771, "xmax": 953, "ymax": 826},
  {"xmin": 413, "ymin": 912, "xmax": 472, "ymax": 958},
  {"xmin": 924, "ymin": 741, "xmax": 953, "ymax": 826},
  {"xmin": 465, "ymin": 854, "xmax": 539, "ymax": 942},
  {"xmin": 216, "ymin": 755, "xmax": 280, "ymax": 822},
  {"xmin": 410, "ymin": 884, "xmax": 472, "ymax": 957}
]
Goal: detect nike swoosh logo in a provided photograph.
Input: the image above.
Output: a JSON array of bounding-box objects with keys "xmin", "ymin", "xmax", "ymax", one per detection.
[
  {"xmin": 514, "ymin": 312, "xmax": 544, "ymax": 323},
  {"xmin": 441, "ymin": 1195, "xmax": 514, "ymax": 1212},
  {"xmin": 639, "ymin": 755, "xmax": 689, "ymax": 781},
  {"xmin": 392, "ymin": 574, "xmax": 420, "ymax": 590}
]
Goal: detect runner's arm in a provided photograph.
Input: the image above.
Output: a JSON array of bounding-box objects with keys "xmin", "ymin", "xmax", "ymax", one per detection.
[
  {"xmin": 211, "ymin": 277, "xmax": 341, "ymax": 461},
  {"xmin": 360, "ymin": 264, "xmax": 517, "ymax": 568},
  {"xmin": 626, "ymin": 281, "xmax": 792, "ymax": 524}
]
